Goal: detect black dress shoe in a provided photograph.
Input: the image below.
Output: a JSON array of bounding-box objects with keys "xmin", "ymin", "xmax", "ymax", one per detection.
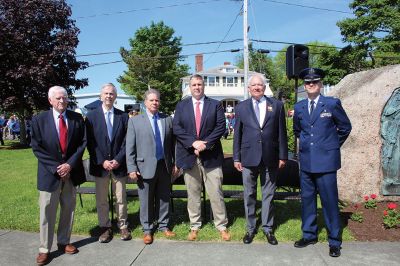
[
  {"xmin": 329, "ymin": 246, "xmax": 341, "ymax": 257},
  {"xmin": 294, "ymin": 238, "xmax": 318, "ymax": 248},
  {"xmin": 242, "ymin": 232, "xmax": 255, "ymax": 244},
  {"xmin": 264, "ymin": 232, "xmax": 278, "ymax": 245}
]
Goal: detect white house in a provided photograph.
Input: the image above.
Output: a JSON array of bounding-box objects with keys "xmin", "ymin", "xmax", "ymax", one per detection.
[
  {"xmin": 181, "ymin": 56, "xmax": 273, "ymax": 112},
  {"xmin": 73, "ymin": 93, "xmax": 140, "ymax": 114}
]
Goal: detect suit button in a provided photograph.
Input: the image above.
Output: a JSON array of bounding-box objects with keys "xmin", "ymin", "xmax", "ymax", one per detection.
[
  {"xmin": 311, "ymin": 125, "xmax": 314, "ymax": 128},
  {"xmin": 258, "ymin": 140, "xmax": 262, "ymax": 143},
  {"xmin": 260, "ymin": 130, "xmax": 263, "ymax": 133},
  {"xmin": 310, "ymin": 142, "xmax": 314, "ymax": 145},
  {"xmin": 311, "ymin": 134, "xmax": 314, "ymax": 137}
]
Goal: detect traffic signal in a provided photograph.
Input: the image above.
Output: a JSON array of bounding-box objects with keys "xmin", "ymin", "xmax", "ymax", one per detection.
[{"xmin": 286, "ymin": 44, "xmax": 309, "ymax": 79}]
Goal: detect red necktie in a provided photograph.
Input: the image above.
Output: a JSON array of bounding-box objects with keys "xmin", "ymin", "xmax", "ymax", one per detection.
[
  {"xmin": 195, "ymin": 101, "xmax": 201, "ymax": 137},
  {"xmin": 59, "ymin": 114, "xmax": 68, "ymax": 155}
]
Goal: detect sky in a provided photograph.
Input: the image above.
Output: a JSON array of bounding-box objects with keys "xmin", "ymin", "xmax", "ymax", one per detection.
[{"xmin": 68, "ymin": 0, "xmax": 354, "ymax": 95}]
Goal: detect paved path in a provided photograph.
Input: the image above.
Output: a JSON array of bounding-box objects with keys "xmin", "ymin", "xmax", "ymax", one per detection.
[{"xmin": 0, "ymin": 230, "xmax": 399, "ymax": 265}]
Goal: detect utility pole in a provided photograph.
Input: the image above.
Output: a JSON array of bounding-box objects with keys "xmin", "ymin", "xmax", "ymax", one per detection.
[{"xmin": 243, "ymin": 0, "xmax": 249, "ymax": 100}]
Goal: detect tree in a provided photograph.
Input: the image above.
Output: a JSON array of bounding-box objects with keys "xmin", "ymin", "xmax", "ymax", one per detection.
[
  {"xmin": 0, "ymin": 0, "xmax": 88, "ymax": 145},
  {"xmin": 118, "ymin": 21, "xmax": 189, "ymax": 114},
  {"xmin": 337, "ymin": 0, "xmax": 400, "ymax": 68}
]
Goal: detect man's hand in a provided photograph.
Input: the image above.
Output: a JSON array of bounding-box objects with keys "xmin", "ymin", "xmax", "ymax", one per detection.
[
  {"xmin": 192, "ymin": 140, "xmax": 207, "ymax": 152},
  {"xmin": 110, "ymin": 160, "xmax": 120, "ymax": 170},
  {"xmin": 128, "ymin": 171, "xmax": 140, "ymax": 182},
  {"xmin": 172, "ymin": 165, "xmax": 181, "ymax": 178},
  {"xmin": 234, "ymin": 161, "xmax": 243, "ymax": 172},
  {"xmin": 102, "ymin": 160, "xmax": 114, "ymax": 171},
  {"xmin": 57, "ymin": 163, "xmax": 71, "ymax": 181},
  {"xmin": 278, "ymin": 160, "xmax": 286, "ymax": 169}
]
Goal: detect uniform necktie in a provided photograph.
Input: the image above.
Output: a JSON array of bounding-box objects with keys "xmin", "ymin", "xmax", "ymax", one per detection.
[
  {"xmin": 58, "ymin": 114, "xmax": 67, "ymax": 155},
  {"xmin": 254, "ymin": 100, "xmax": 261, "ymax": 125},
  {"xmin": 310, "ymin": 100, "xmax": 315, "ymax": 115},
  {"xmin": 106, "ymin": 111, "xmax": 113, "ymax": 141},
  {"xmin": 195, "ymin": 101, "xmax": 201, "ymax": 137},
  {"xmin": 153, "ymin": 114, "xmax": 164, "ymax": 160}
]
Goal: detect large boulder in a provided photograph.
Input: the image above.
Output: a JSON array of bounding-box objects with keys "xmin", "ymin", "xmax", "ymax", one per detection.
[{"xmin": 328, "ymin": 64, "xmax": 400, "ymax": 202}]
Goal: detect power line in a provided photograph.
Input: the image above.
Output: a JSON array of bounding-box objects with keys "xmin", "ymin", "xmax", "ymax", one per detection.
[
  {"xmin": 203, "ymin": 4, "xmax": 244, "ymax": 65},
  {"xmin": 259, "ymin": 0, "xmax": 352, "ymax": 14},
  {"xmin": 87, "ymin": 48, "xmax": 243, "ymax": 68},
  {"xmin": 74, "ymin": 0, "xmax": 227, "ymax": 19}
]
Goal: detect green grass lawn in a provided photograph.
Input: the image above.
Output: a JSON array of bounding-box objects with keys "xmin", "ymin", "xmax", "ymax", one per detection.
[{"xmin": 0, "ymin": 138, "xmax": 354, "ymax": 242}]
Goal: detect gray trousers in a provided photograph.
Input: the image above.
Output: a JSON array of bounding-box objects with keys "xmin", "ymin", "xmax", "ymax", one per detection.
[
  {"xmin": 137, "ymin": 160, "xmax": 171, "ymax": 234},
  {"xmin": 39, "ymin": 179, "xmax": 76, "ymax": 253},
  {"xmin": 242, "ymin": 165, "xmax": 277, "ymax": 234}
]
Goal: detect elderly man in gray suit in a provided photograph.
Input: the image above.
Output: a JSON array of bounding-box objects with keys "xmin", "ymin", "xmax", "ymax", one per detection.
[{"xmin": 126, "ymin": 88, "xmax": 179, "ymax": 244}]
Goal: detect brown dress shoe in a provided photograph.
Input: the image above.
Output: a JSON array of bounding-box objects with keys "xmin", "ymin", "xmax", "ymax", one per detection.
[
  {"xmin": 36, "ymin": 252, "xmax": 49, "ymax": 266},
  {"xmin": 143, "ymin": 234, "xmax": 153, "ymax": 244},
  {"xmin": 162, "ymin": 230, "xmax": 176, "ymax": 237},
  {"xmin": 99, "ymin": 227, "xmax": 113, "ymax": 243},
  {"xmin": 57, "ymin": 244, "xmax": 79, "ymax": 254},
  {"xmin": 220, "ymin": 230, "xmax": 231, "ymax": 241},
  {"xmin": 120, "ymin": 228, "xmax": 132, "ymax": 241},
  {"xmin": 187, "ymin": 230, "xmax": 199, "ymax": 241}
]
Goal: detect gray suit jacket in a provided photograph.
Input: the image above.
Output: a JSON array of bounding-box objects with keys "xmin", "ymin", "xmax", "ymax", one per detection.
[{"xmin": 126, "ymin": 112, "xmax": 174, "ymax": 179}]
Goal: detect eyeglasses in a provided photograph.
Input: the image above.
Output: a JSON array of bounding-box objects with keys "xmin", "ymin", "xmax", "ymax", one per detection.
[{"xmin": 304, "ymin": 80, "xmax": 320, "ymax": 85}]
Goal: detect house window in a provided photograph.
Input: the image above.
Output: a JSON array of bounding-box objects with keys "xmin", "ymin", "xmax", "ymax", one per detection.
[
  {"xmin": 226, "ymin": 77, "xmax": 234, "ymax": 87},
  {"xmin": 208, "ymin": 76, "xmax": 216, "ymax": 86}
]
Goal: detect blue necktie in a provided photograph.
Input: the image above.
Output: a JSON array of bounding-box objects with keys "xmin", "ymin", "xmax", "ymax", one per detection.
[
  {"xmin": 153, "ymin": 114, "xmax": 164, "ymax": 160},
  {"xmin": 310, "ymin": 100, "xmax": 315, "ymax": 115},
  {"xmin": 254, "ymin": 100, "xmax": 261, "ymax": 125},
  {"xmin": 106, "ymin": 111, "xmax": 113, "ymax": 141}
]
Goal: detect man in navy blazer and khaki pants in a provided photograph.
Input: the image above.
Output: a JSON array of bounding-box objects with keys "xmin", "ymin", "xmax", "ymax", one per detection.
[
  {"xmin": 31, "ymin": 86, "xmax": 86, "ymax": 266},
  {"xmin": 233, "ymin": 74, "xmax": 288, "ymax": 245},
  {"xmin": 293, "ymin": 68, "xmax": 351, "ymax": 257},
  {"xmin": 85, "ymin": 83, "xmax": 131, "ymax": 243},
  {"xmin": 173, "ymin": 74, "xmax": 230, "ymax": 241}
]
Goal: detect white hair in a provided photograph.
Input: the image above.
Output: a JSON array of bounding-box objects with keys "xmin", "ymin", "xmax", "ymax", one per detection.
[
  {"xmin": 248, "ymin": 74, "xmax": 266, "ymax": 86},
  {"xmin": 101, "ymin": 83, "xmax": 117, "ymax": 95},
  {"xmin": 48, "ymin": 86, "xmax": 67, "ymax": 98}
]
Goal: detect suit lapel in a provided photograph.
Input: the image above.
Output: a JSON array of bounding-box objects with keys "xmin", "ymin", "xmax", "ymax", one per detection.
[
  {"xmin": 65, "ymin": 110, "xmax": 74, "ymax": 152},
  {"xmin": 301, "ymin": 100, "xmax": 310, "ymax": 122},
  {"xmin": 111, "ymin": 110, "xmax": 121, "ymax": 141},
  {"xmin": 48, "ymin": 110, "xmax": 62, "ymax": 153},
  {"xmin": 261, "ymin": 97, "xmax": 273, "ymax": 128},
  {"xmin": 200, "ymin": 97, "xmax": 211, "ymax": 133},
  {"xmin": 247, "ymin": 99, "xmax": 259, "ymax": 128}
]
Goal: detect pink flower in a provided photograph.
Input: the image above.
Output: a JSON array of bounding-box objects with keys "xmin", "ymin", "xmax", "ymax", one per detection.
[
  {"xmin": 387, "ymin": 202, "xmax": 397, "ymax": 210},
  {"xmin": 383, "ymin": 210, "xmax": 388, "ymax": 216},
  {"xmin": 364, "ymin": 195, "xmax": 369, "ymax": 201},
  {"xmin": 371, "ymin": 194, "xmax": 377, "ymax": 199},
  {"xmin": 353, "ymin": 204, "xmax": 359, "ymax": 209}
]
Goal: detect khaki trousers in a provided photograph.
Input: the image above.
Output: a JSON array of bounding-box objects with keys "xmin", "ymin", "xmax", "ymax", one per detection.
[
  {"xmin": 39, "ymin": 179, "xmax": 76, "ymax": 253},
  {"xmin": 184, "ymin": 159, "xmax": 228, "ymax": 231},
  {"xmin": 95, "ymin": 172, "xmax": 128, "ymax": 229}
]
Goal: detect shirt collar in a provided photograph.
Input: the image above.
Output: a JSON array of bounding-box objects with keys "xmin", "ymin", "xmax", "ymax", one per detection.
[
  {"xmin": 308, "ymin": 95, "xmax": 320, "ymax": 105},
  {"xmin": 102, "ymin": 106, "xmax": 114, "ymax": 114},
  {"xmin": 192, "ymin": 96, "xmax": 205, "ymax": 104},
  {"xmin": 252, "ymin": 95, "xmax": 266, "ymax": 104}
]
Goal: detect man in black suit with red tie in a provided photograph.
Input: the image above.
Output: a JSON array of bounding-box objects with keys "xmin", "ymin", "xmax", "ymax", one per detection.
[{"xmin": 31, "ymin": 86, "xmax": 86, "ymax": 266}]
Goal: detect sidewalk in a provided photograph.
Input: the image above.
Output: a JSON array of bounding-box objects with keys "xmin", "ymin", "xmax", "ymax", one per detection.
[{"xmin": 1, "ymin": 229, "xmax": 399, "ymax": 265}]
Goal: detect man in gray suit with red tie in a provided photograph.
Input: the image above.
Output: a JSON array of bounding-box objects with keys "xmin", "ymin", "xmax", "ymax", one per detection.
[
  {"xmin": 126, "ymin": 88, "xmax": 178, "ymax": 244},
  {"xmin": 85, "ymin": 83, "xmax": 131, "ymax": 243},
  {"xmin": 233, "ymin": 74, "xmax": 288, "ymax": 245},
  {"xmin": 31, "ymin": 86, "xmax": 86, "ymax": 266}
]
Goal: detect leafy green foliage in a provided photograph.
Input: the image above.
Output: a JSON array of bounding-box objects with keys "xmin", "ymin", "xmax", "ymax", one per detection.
[
  {"xmin": 118, "ymin": 21, "xmax": 189, "ymax": 114},
  {"xmin": 0, "ymin": 0, "xmax": 88, "ymax": 145},
  {"xmin": 337, "ymin": 0, "xmax": 400, "ymax": 68}
]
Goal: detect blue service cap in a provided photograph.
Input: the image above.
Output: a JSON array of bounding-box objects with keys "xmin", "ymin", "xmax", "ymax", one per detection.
[{"xmin": 298, "ymin": 68, "xmax": 325, "ymax": 82}]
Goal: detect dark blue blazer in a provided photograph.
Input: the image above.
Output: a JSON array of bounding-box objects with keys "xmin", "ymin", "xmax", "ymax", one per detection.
[
  {"xmin": 293, "ymin": 95, "xmax": 352, "ymax": 173},
  {"xmin": 173, "ymin": 96, "xmax": 226, "ymax": 169},
  {"xmin": 85, "ymin": 107, "xmax": 129, "ymax": 178},
  {"xmin": 233, "ymin": 96, "xmax": 288, "ymax": 168},
  {"xmin": 31, "ymin": 110, "xmax": 87, "ymax": 192}
]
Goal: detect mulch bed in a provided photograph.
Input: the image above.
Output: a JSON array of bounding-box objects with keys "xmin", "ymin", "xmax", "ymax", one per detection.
[{"xmin": 342, "ymin": 201, "xmax": 400, "ymax": 241}]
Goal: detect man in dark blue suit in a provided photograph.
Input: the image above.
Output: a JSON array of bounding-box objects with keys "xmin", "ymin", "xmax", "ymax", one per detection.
[
  {"xmin": 31, "ymin": 86, "xmax": 86, "ymax": 266},
  {"xmin": 233, "ymin": 74, "xmax": 288, "ymax": 245},
  {"xmin": 173, "ymin": 74, "xmax": 230, "ymax": 241},
  {"xmin": 293, "ymin": 68, "xmax": 352, "ymax": 257},
  {"xmin": 85, "ymin": 83, "xmax": 131, "ymax": 243}
]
